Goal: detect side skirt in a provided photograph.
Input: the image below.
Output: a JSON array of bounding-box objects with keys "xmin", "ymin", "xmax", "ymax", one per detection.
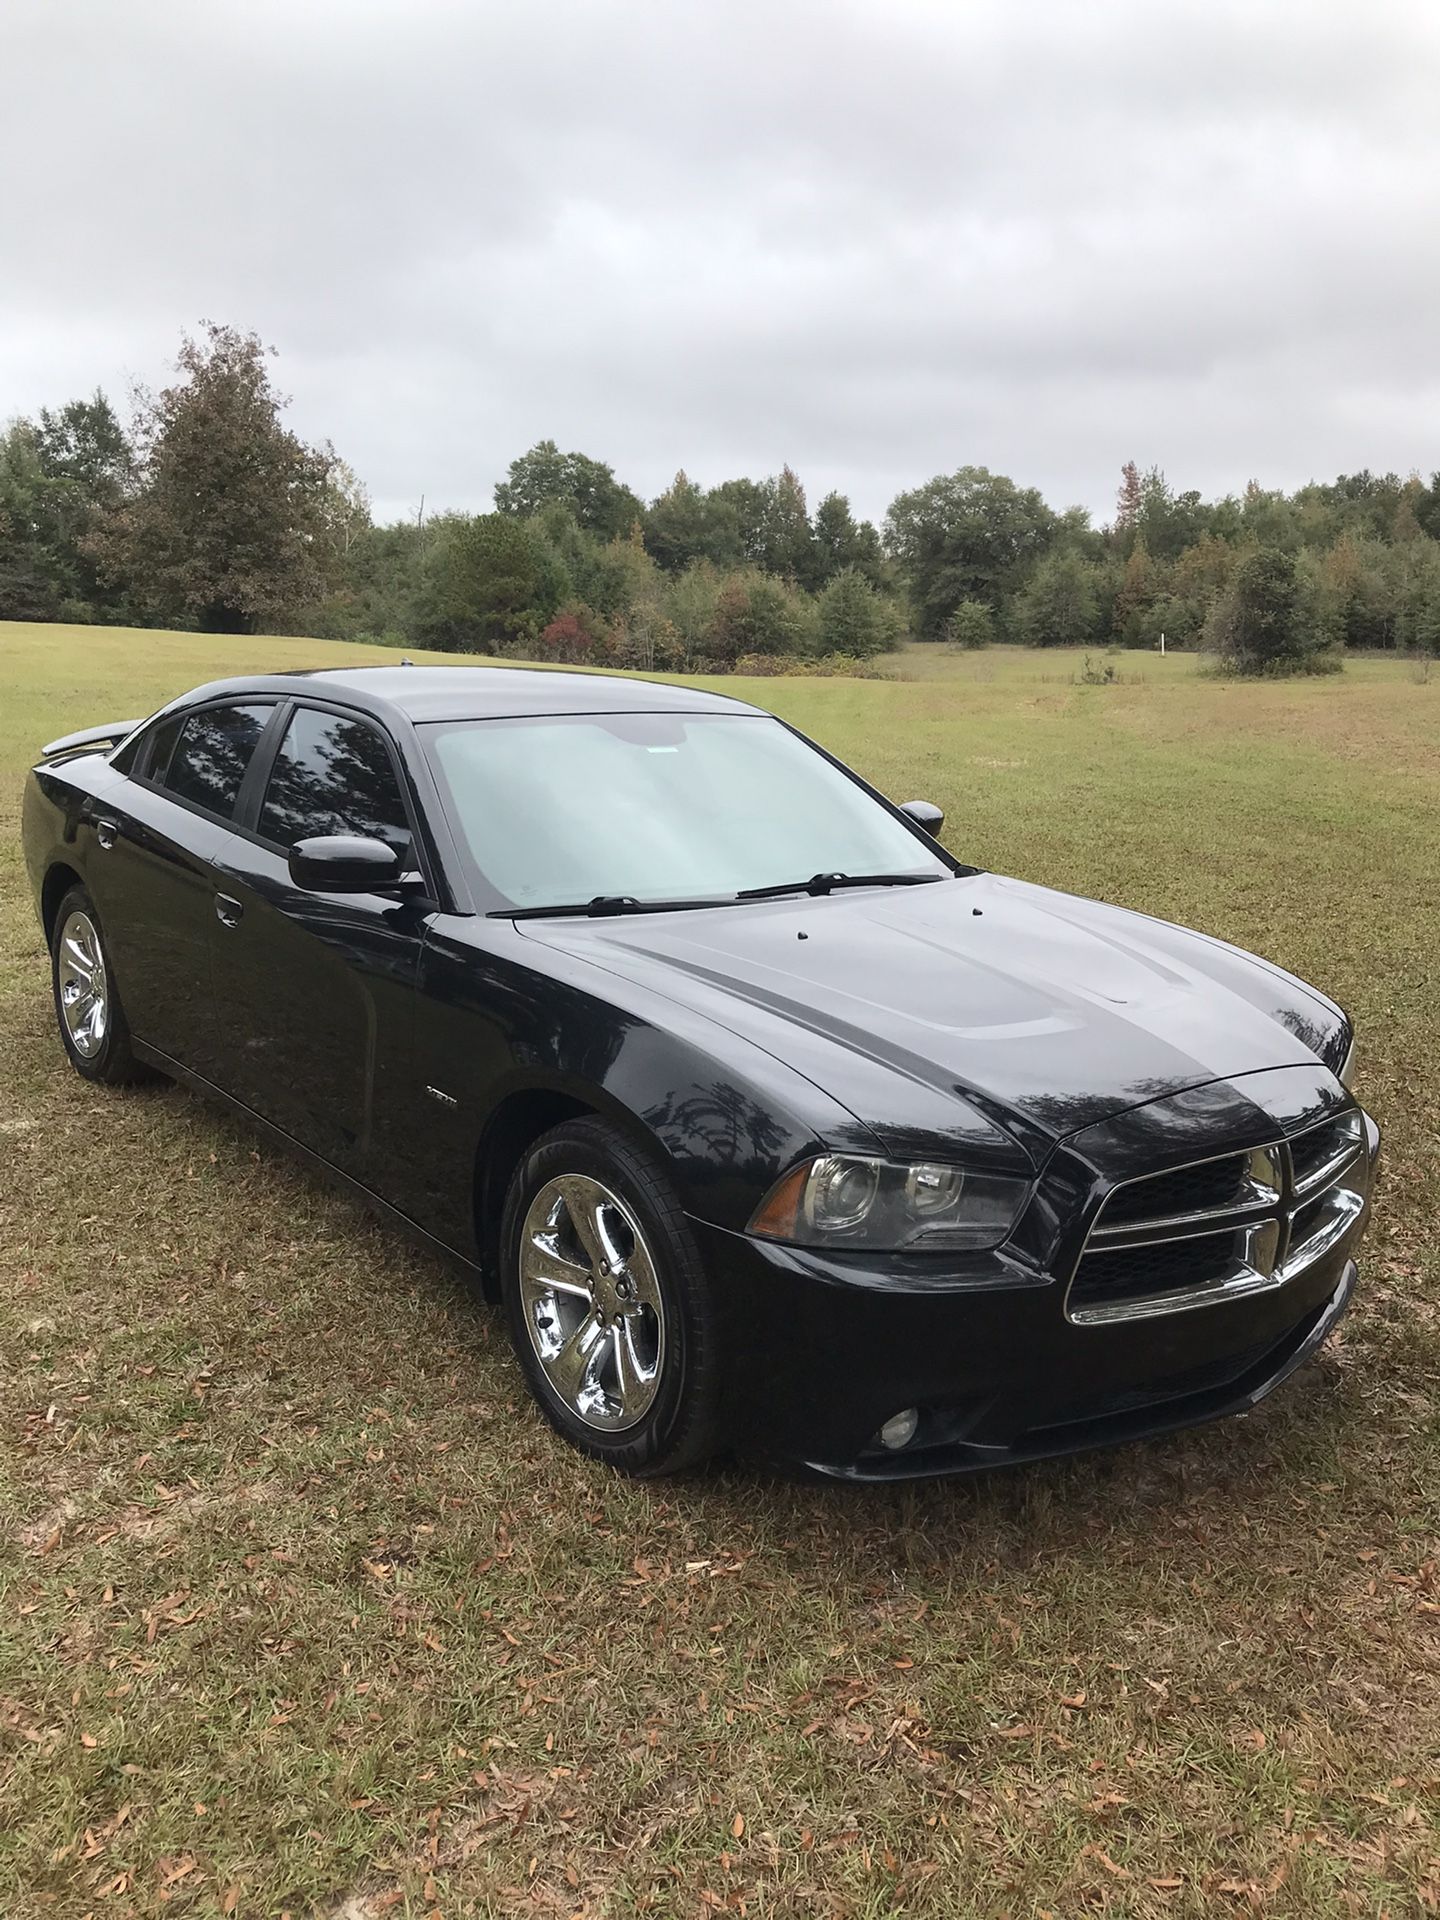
[{"xmin": 133, "ymin": 1038, "xmax": 489, "ymax": 1291}]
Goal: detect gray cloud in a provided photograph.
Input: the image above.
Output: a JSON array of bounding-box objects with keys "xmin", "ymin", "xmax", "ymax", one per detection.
[{"xmin": 4, "ymin": 0, "xmax": 1439, "ymax": 526}]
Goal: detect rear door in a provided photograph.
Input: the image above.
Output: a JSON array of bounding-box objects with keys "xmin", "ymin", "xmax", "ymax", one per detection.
[
  {"xmin": 208, "ymin": 700, "xmax": 429, "ymax": 1179},
  {"xmin": 85, "ymin": 700, "xmax": 280, "ymax": 1078}
]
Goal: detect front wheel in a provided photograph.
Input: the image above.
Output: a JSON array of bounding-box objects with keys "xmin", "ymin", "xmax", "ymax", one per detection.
[
  {"xmin": 50, "ymin": 885, "xmax": 149, "ymax": 1086},
  {"xmin": 499, "ymin": 1117, "xmax": 725, "ymax": 1476}
]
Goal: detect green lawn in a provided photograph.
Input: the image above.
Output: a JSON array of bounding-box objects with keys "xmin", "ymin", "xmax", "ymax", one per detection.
[{"xmin": 2, "ymin": 621, "xmax": 1437, "ymax": 1918}]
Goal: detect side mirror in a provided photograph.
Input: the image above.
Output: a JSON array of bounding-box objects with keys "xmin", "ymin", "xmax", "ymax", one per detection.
[
  {"xmin": 899, "ymin": 800, "xmax": 944, "ymax": 836},
  {"xmin": 288, "ymin": 833, "xmax": 404, "ymax": 893}
]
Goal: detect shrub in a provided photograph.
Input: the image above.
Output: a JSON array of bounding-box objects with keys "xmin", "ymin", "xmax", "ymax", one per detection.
[
  {"xmin": 1010, "ymin": 548, "xmax": 1100, "ymax": 648},
  {"xmin": 945, "ymin": 599, "xmax": 993, "ymax": 650},
  {"xmin": 534, "ymin": 603, "xmax": 606, "ymax": 665},
  {"xmin": 1205, "ymin": 547, "xmax": 1339, "ymax": 676},
  {"xmin": 1075, "ymin": 652, "xmax": 1121, "ymax": 685},
  {"xmin": 816, "ymin": 566, "xmax": 898, "ymax": 658},
  {"xmin": 705, "ymin": 570, "xmax": 816, "ymax": 662}
]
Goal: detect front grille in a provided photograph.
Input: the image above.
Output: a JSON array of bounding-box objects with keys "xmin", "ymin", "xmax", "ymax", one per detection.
[
  {"xmin": 1101, "ymin": 1154, "xmax": 1251, "ymax": 1227},
  {"xmin": 1072, "ymin": 1232, "xmax": 1235, "ymax": 1308},
  {"xmin": 1068, "ymin": 1110, "xmax": 1367, "ymax": 1324},
  {"xmin": 1289, "ymin": 1191, "xmax": 1327, "ymax": 1249}
]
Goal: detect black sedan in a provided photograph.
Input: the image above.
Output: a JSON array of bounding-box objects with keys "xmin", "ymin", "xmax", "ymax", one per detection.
[{"xmin": 24, "ymin": 666, "xmax": 1379, "ymax": 1479}]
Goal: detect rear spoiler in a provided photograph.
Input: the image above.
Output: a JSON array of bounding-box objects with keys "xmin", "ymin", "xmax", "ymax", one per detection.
[{"xmin": 40, "ymin": 719, "xmax": 143, "ymax": 760}]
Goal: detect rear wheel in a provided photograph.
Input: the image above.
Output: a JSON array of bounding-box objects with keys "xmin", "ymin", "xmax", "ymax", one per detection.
[
  {"xmin": 50, "ymin": 885, "xmax": 149, "ymax": 1086},
  {"xmin": 500, "ymin": 1117, "xmax": 725, "ymax": 1475}
]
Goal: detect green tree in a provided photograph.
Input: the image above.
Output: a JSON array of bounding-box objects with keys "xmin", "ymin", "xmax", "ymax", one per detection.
[
  {"xmin": 1114, "ymin": 461, "xmax": 1143, "ymax": 540},
  {"xmin": 662, "ymin": 560, "xmax": 725, "ymax": 652},
  {"xmin": 1316, "ymin": 533, "xmax": 1398, "ymax": 650},
  {"xmin": 645, "ymin": 471, "xmax": 713, "ymax": 572},
  {"xmin": 1238, "ymin": 481, "xmax": 1302, "ymax": 552},
  {"xmin": 92, "ymin": 324, "xmax": 335, "ymax": 632},
  {"xmin": 1394, "ymin": 541, "xmax": 1440, "ymax": 655},
  {"xmin": 816, "ymin": 567, "xmax": 897, "ymax": 658},
  {"xmin": 0, "ymin": 420, "xmax": 62, "ymax": 619},
  {"xmin": 757, "ymin": 465, "xmax": 816, "ymax": 585},
  {"xmin": 415, "ymin": 512, "xmax": 556, "ymax": 652},
  {"xmin": 704, "ymin": 568, "xmax": 815, "ymax": 662},
  {"xmin": 707, "ymin": 477, "xmax": 768, "ymax": 567},
  {"xmin": 493, "ymin": 439, "xmax": 643, "ymax": 540},
  {"xmin": 35, "ymin": 391, "xmax": 132, "ymax": 510},
  {"xmin": 0, "ymin": 392, "xmax": 134, "ymax": 619},
  {"xmin": 945, "ymin": 599, "xmax": 994, "ymax": 649},
  {"xmin": 302, "ymin": 518, "xmax": 424, "ymax": 643},
  {"xmin": 884, "ymin": 466, "xmax": 1056, "ymax": 639},
  {"xmin": 1112, "ymin": 537, "xmax": 1160, "ymax": 645},
  {"xmin": 1206, "ymin": 547, "xmax": 1330, "ymax": 674},
  {"xmin": 813, "ymin": 490, "xmax": 884, "ymax": 587},
  {"xmin": 1011, "ymin": 548, "xmax": 1100, "ymax": 647}
]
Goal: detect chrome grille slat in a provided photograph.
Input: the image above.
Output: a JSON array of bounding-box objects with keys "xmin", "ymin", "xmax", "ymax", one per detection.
[
  {"xmin": 1067, "ymin": 1111, "xmax": 1367, "ymax": 1325},
  {"xmin": 1293, "ymin": 1140, "xmax": 1365, "ymax": 1199},
  {"xmin": 1088, "ymin": 1195, "xmax": 1282, "ymax": 1248}
]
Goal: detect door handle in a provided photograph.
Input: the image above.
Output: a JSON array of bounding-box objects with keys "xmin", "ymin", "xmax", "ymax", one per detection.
[
  {"xmin": 214, "ymin": 894, "xmax": 244, "ymax": 928},
  {"xmin": 96, "ymin": 818, "xmax": 118, "ymax": 850}
]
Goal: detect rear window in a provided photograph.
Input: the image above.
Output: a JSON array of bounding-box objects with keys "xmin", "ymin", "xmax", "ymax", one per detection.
[{"xmin": 159, "ymin": 704, "xmax": 275, "ymax": 820}]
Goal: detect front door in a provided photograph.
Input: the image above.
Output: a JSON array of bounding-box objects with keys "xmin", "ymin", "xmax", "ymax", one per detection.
[{"xmin": 208, "ymin": 701, "xmax": 426, "ymax": 1180}]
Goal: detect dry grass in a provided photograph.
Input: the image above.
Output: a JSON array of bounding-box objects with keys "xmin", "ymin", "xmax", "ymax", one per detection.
[{"xmin": 1, "ymin": 623, "xmax": 1437, "ymax": 1918}]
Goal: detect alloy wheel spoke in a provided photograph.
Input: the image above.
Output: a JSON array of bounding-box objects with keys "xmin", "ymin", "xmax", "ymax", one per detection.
[
  {"xmin": 618, "ymin": 1319, "xmax": 652, "ymax": 1397},
  {"xmin": 548, "ymin": 1309, "xmax": 606, "ymax": 1405},
  {"xmin": 524, "ymin": 1232, "xmax": 594, "ymax": 1300},
  {"xmin": 557, "ymin": 1177, "xmax": 622, "ymax": 1274},
  {"xmin": 63, "ymin": 935, "xmax": 95, "ymax": 980},
  {"xmin": 625, "ymin": 1245, "xmax": 662, "ymax": 1312},
  {"xmin": 610, "ymin": 1325, "xmax": 631, "ymax": 1406}
]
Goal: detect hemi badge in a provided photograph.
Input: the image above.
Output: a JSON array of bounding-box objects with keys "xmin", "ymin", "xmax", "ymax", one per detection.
[{"xmin": 425, "ymin": 1085, "xmax": 459, "ymax": 1109}]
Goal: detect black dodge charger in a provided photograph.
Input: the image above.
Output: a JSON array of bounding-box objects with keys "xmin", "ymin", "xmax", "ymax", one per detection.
[{"xmin": 23, "ymin": 666, "xmax": 1379, "ymax": 1479}]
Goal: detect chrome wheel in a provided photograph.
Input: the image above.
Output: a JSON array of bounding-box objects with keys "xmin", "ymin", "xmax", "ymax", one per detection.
[
  {"xmin": 518, "ymin": 1172, "xmax": 667, "ymax": 1432},
  {"xmin": 57, "ymin": 908, "xmax": 109, "ymax": 1059}
]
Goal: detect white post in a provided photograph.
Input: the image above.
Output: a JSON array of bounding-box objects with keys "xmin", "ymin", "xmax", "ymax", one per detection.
[{"xmin": 1159, "ymin": 630, "xmax": 1166, "ymax": 655}]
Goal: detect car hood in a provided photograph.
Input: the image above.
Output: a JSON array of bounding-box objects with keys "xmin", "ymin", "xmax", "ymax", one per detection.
[{"xmin": 516, "ymin": 872, "xmax": 1347, "ymax": 1160}]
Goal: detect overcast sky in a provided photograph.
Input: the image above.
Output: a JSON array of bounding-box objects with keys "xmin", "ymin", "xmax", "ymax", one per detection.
[{"xmin": 5, "ymin": 0, "xmax": 1439, "ymax": 528}]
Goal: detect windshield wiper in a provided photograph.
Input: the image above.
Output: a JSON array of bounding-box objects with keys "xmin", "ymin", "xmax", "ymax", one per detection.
[
  {"xmin": 494, "ymin": 871, "xmax": 950, "ymax": 919},
  {"xmin": 737, "ymin": 871, "xmax": 948, "ymax": 902},
  {"xmin": 493, "ymin": 894, "xmax": 732, "ymax": 920}
]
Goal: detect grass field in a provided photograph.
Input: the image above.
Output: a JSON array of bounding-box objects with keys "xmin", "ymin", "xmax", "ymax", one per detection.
[{"xmin": 1, "ymin": 620, "xmax": 1437, "ymax": 1918}]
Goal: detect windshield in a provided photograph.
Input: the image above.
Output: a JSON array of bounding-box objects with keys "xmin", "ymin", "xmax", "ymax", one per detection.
[{"xmin": 423, "ymin": 711, "xmax": 951, "ymax": 911}]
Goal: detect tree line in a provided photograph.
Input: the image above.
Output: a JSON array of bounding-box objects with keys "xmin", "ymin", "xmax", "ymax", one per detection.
[{"xmin": 5, "ymin": 323, "xmax": 1440, "ymax": 674}]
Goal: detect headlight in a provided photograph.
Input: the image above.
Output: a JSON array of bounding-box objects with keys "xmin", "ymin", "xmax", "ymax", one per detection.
[
  {"xmin": 749, "ymin": 1154, "xmax": 1030, "ymax": 1252},
  {"xmin": 1338, "ymin": 1038, "xmax": 1356, "ymax": 1089}
]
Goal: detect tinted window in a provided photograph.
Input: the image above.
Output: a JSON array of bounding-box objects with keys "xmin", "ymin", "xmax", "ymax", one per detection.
[
  {"xmin": 162, "ymin": 704, "xmax": 274, "ymax": 819},
  {"xmin": 258, "ymin": 707, "xmax": 412, "ymax": 858},
  {"xmin": 141, "ymin": 713, "xmax": 185, "ymax": 783}
]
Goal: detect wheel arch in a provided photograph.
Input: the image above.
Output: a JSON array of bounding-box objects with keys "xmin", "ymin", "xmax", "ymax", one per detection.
[
  {"xmin": 472, "ymin": 1082, "xmax": 667, "ymax": 1300},
  {"xmin": 41, "ymin": 862, "xmax": 85, "ymax": 945}
]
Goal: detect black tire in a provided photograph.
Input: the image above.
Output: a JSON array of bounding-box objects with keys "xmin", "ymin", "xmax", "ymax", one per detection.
[
  {"xmin": 49, "ymin": 884, "xmax": 150, "ymax": 1086},
  {"xmin": 499, "ymin": 1116, "xmax": 725, "ymax": 1476}
]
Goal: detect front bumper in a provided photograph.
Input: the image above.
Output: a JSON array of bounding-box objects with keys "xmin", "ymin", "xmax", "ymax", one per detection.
[{"xmin": 692, "ymin": 1096, "xmax": 1378, "ymax": 1481}]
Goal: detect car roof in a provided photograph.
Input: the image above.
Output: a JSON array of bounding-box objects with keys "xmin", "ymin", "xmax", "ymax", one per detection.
[{"xmin": 172, "ymin": 664, "xmax": 767, "ymax": 724}]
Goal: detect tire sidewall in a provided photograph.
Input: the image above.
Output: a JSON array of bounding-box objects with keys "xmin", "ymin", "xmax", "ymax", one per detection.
[
  {"xmin": 500, "ymin": 1121, "xmax": 716, "ymax": 1475},
  {"xmin": 50, "ymin": 885, "xmax": 128, "ymax": 1083}
]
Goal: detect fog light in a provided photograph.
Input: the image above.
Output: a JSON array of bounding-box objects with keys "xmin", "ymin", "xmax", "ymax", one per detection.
[{"xmin": 877, "ymin": 1407, "xmax": 920, "ymax": 1451}]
